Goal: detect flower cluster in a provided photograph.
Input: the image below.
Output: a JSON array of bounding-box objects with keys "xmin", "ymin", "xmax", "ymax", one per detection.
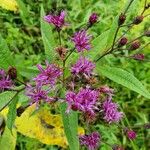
[
  {"xmin": 71, "ymin": 57, "xmax": 95, "ymax": 76},
  {"xmin": 66, "ymin": 87, "xmax": 99, "ymax": 118},
  {"xmin": 44, "ymin": 11, "xmax": 66, "ymax": 29},
  {"xmin": 26, "ymin": 61, "xmax": 62, "ymax": 106},
  {"xmin": 34, "ymin": 62, "xmax": 62, "ymax": 86},
  {"xmin": 79, "ymin": 132, "xmax": 100, "ymax": 150},
  {"xmin": 0, "ymin": 69, "xmax": 13, "ymax": 91},
  {"xmin": 102, "ymin": 96, "xmax": 123, "ymax": 123},
  {"xmin": 0, "ymin": 3, "xmax": 148, "ymax": 149},
  {"xmin": 72, "ymin": 30, "xmax": 92, "ymax": 52}
]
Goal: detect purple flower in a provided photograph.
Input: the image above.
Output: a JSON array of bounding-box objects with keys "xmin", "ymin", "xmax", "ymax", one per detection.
[
  {"xmin": 89, "ymin": 13, "xmax": 98, "ymax": 25},
  {"xmin": 26, "ymin": 84, "xmax": 53, "ymax": 106},
  {"xmin": 44, "ymin": 11, "xmax": 66, "ymax": 29},
  {"xmin": 71, "ymin": 57, "xmax": 95, "ymax": 76},
  {"xmin": 126, "ymin": 130, "xmax": 136, "ymax": 140},
  {"xmin": 72, "ymin": 30, "xmax": 92, "ymax": 52},
  {"xmin": 66, "ymin": 87, "xmax": 99, "ymax": 117},
  {"xmin": 79, "ymin": 132, "xmax": 100, "ymax": 150},
  {"xmin": 0, "ymin": 69, "xmax": 13, "ymax": 91},
  {"xmin": 102, "ymin": 96, "xmax": 123, "ymax": 123},
  {"xmin": 34, "ymin": 62, "xmax": 62, "ymax": 86}
]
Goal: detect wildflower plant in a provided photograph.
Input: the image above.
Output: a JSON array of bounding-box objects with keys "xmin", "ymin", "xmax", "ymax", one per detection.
[{"xmin": 0, "ymin": 0, "xmax": 150, "ymax": 150}]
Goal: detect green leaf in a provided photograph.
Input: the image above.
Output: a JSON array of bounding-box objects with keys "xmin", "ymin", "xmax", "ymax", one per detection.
[
  {"xmin": 60, "ymin": 103, "xmax": 79, "ymax": 150},
  {"xmin": 16, "ymin": 0, "xmax": 31, "ymax": 25},
  {"xmin": 105, "ymin": 15, "xmax": 118, "ymax": 50},
  {"xmin": 0, "ymin": 91, "xmax": 17, "ymax": 111},
  {"xmin": 88, "ymin": 30, "xmax": 109, "ymax": 60},
  {"xmin": 97, "ymin": 66, "xmax": 150, "ymax": 99},
  {"xmin": 6, "ymin": 95, "xmax": 18, "ymax": 131},
  {"xmin": 0, "ymin": 34, "xmax": 14, "ymax": 69},
  {"xmin": 40, "ymin": 5, "xmax": 56, "ymax": 61},
  {"xmin": 0, "ymin": 127, "xmax": 16, "ymax": 150}
]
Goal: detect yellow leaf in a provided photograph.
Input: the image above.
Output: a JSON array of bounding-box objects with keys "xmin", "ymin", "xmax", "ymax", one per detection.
[
  {"xmin": 0, "ymin": 0, "xmax": 18, "ymax": 11},
  {"xmin": 15, "ymin": 104, "xmax": 84, "ymax": 148},
  {"xmin": 0, "ymin": 127, "xmax": 17, "ymax": 150}
]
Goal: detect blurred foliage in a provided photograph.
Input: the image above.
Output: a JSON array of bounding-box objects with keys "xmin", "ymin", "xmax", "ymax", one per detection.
[{"xmin": 0, "ymin": 0, "xmax": 150, "ymax": 149}]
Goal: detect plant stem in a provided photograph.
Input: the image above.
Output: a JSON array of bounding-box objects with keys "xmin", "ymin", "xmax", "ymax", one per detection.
[{"xmin": 0, "ymin": 87, "xmax": 24, "ymax": 112}]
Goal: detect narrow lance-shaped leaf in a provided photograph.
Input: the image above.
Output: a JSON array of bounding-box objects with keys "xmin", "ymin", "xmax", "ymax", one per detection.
[
  {"xmin": 40, "ymin": 5, "xmax": 56, "ymax": 61},
  {"xmin": 88, "ymin": 30, "xmax": 109, "ymax": 61},
  {"xmin": 60, "ymin": 103, "xmax": 79, "ymax": 150},
  {"xmin": 0, "ymin": 127, "xmax": 17, "ymax": 150},
  {"xmin": 0, "ymin": 91, "xmax": 17, "ymax": 111},
  {"xmin": 6, "ymin": 95, "xmax": 18, "ymax": 131},
  {"xmin": 97, "ymin": 65, "xmax": 150, "ymax": 99},
  {"xmin": 0, "ymin": 34, "xmax": 14, "ymax": 69},
  {"xmin": 16, "ymin": 0, "xmax": 31, "ymax": 25}
]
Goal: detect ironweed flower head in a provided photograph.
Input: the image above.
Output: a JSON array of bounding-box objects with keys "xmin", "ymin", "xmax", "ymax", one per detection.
[
  {"xmin": 102, "ymin": 96, "xmax": 123, "ymax": 123},
  {"xmin": 71, "ymin": 57, "xmax": 95, "ymax": 76},
  {"xmin": 26, "ymin": 84, "xmax": 53, "ymax": 106},
  {"xmin": 66, "ymin": 87, "xmax": 99, "ymax": 118},
  {"xmin": 118, "ymin": 13, "xmax": 126, "ymax": 25},
  {"xmin": 130, "ymin": 40, "xmax": 141, "ymax": 50},
  {"xmin": 44, "ymin": 11, "xmax": 66, "ymax": 29},
  {"xmin": 0, "ymin": 69, "xmax": 13, "ymax": 91},
  {"xmin": 133, "ymin": 16, "xmax": 144, "ymax": 25},
  {"xmin": 34, "ymin": 62, "xmax": 62, "ymax": 86},
  {"xmin": 89, "ymin": 13, "xmax": 98, "ymax": 25},
  {"xmin": 126, "ymin": 129, "xmax": 137, "ymax": 140},
  {"xmin": 132, "ymin": 53, "xmax": 145, "ymax": 61},
  {"xmin": 72, "ymin": 30, "xmax": 92, "ymax": 52},
  {"xmin": 118, "ymin": 37, "xmax": 128, "ymax": 47},
  {"xmin": 8, "ymin": 66, "xmax": 17, "ymax": 80},
  {"xmin": 79, "ymin": 132, "xmax": 100, "ymax": 150}
]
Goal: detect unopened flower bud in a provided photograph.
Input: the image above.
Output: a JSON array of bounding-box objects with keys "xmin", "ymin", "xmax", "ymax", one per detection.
[
  {"xmin": 55, "ymin": 46, "xmax": 67, "ymax": 60},
  {"xmin": 144, "ymin": 30, "xmax": 150, "ymax": 37},
  {"xmin": 112, "ymin": 145, "xmax": 124, "ymax": 150},
  {"xmin": 89, "ymin": 13, "xmax": 98, "ymax": 25},
  {"xmin": 132, "ymin": 54, "xmax": 145, "ymax": 60},
  {"xmin": 118, "ymin": 37, "xmax": 128, "ymax": 47},
  {"xmin": 118, "ymin": 13, "xmax": 126, "ymax": 25},
  {"xmin": 130, "ymin": 40, "xmax": 141, "ymax": 50},
  {"xmin": 133, "ymin": 16, "xmax": 144, "ymax": 25},
  {"xmin": 144, "ymin": 123, "xmax": 150, "ymax": 129},
  {"xmin": 126, "ymin": 130, "xmax": 136, "ymax": 140},
  {"xmin": 7, "ymin": 67, "xmax": 17, "ymax": 80}
]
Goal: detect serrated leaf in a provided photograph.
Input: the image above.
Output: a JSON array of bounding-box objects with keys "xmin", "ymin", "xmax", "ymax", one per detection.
[
  {"xmin": 6, "ymin": 95, "xmax": 18, "ymax": 131},
  {"xmin": 60, "ymin": 103, "xmax": 79, "ymax": 150},
  {"xmin": 40, "ymin": 5, "xmax": 56, "ymax": 61},
  {"xmin": 97, "ymin": 66, "xmax": 150, "ymax": 99},
  {"xmin": 0, "ymin": 91, "xmax": 17, "ymax": 111},
  {"xmin": 0, "ymin": 34, "xmax": 14, "ymax": 69}
]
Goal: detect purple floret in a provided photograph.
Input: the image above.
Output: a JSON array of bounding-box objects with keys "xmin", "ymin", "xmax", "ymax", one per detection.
[
  {"xmin": 66, "ymin": 87, "xmax": 99, "ymax": 117},
  {"xmin": 102, "ymin": 96, "xmax": 123, "ymax": 123},
  {"xmin": 44, "ymin": 11, "xmax": 66, "ymax": 29},
  {"xmin": 72, "ymin": 30, "xmax": 92, "ymax": 52},
  {"xmin": 80, "ymin": 132, "xmax": 100, "ymax": 150},
  {"xmin": 0, "ymin": 69, "xmax": 13, "ymax": 91},
  {"xmin": 34, "ymin": 62, "xmax": 62, "ymax": 86},
  {"xmin": 71, "ymin": 57, "xmax": 95, "ymax": 76},
  {"xmin": 26, "ymin": 84, "xmax": 54, "ymax": 106}
]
